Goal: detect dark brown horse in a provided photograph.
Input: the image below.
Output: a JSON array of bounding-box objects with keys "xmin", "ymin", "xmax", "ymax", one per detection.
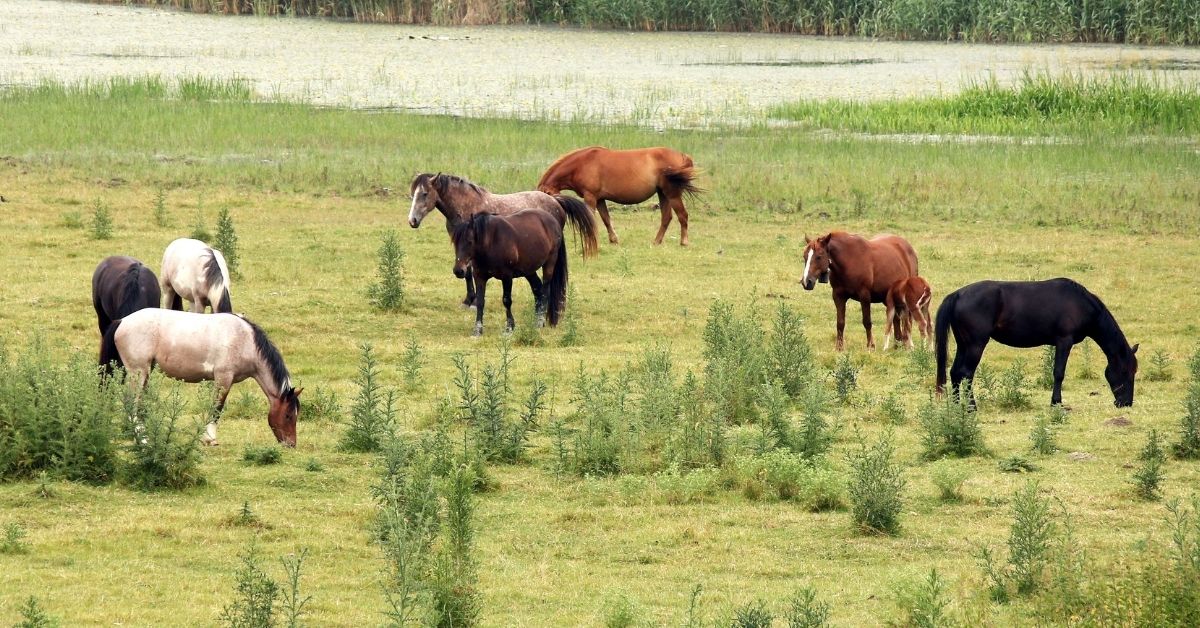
[
  {"xmin": 537, "ymin": 146, "xmax": 700, "ymax": 246},
  {"xmin": 92, "ymin": 256, "xmax": 162, "ymax": 335},
  {"xmin": 801, "ymin": 232, "xmax": 919, "ymax": 351},
  {"xmin": 408, "ymin": 173, "xmax": 596, "ymax": 306},
  {"xmin": 452, "ymin": 210, "xmax": 568, "ymax": 337}
]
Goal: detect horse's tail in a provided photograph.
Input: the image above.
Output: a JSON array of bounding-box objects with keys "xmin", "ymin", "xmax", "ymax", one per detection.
[
  {"xmin": 935, "ymin": 290, "xmax": 958, "ymax": 395},
  {"xmin": 916, "ymin": 283, "xmax": 932, "ymax": 312},
  {"xmin": 99, "ymin": 318, "xmax": 124, "ymax": 375},
  {"xmin": 205, "ymin": 249, "xmax": 233, "ymax": 313},
  {"xmin": 662, "ymin": 157, "xmax": 703, "ymax": 199},
  {"xmin": 114, "ymin": 263, "xmax": 156, "ymax": 320},
  {"xmin": 554, "ymin": 194, "xmax": 599, "ymax": 258},
  {"xmin": 546, "ymin": 233, "xmax": 569, "ymax": 327}
]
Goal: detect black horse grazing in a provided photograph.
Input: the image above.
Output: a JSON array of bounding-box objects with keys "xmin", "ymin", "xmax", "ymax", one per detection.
[
  {"xmin": 91, "ymin": 256, "xmax": 162, "ymax": 334},
  {"xmin": 936, "ymin": 278, "xmax": 1138, "ymax": 407},
  {"xmin": 452, "ymin": 210, "xmax": 568, "ymax": 337}
]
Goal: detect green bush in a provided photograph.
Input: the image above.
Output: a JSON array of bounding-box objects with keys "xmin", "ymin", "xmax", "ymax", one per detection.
[
  {"xmin": 1131, "ymin": 429, "xmax": 1167, "ymax": 500},
  {"xmin": 242, "ymin": 444, "xmax": 283, "ymax": 466},
  {"xmin": 368, "ymin": 230, "xmax": 406, "ymax": 312},
  {"xmin": 218, "ymin": 544, "xmax": 279, "ymax": 628},
  {"xmin": 703, "ymin": 300, "xmax": 766, "ymax": 424},
  {"xmin": 2, "ymin": 521, "xmax": 29, "ymax": 554},
  {"xmin": 339, "ymin": 343, "xmax": 396, "ymax": 453},
  {"xmin": 737, "ymin": 452, "xmax": 844, "ymax": 510},
  {"xmin": 1029, "ymin": 416, "xmax": 1057, "ymax": 455},
  {"xmin": 995, "ymin": 360, "xmax": 1033, "ymax": 410},
  {"xmin": 918, "ymin": 391, "xmax": 986, "ymax": 460},
  {"xmin": 928, "ymin": 459, "xmax": 970, "ymax": 502},
  {"xmin": 784, "ymin": 587, "xmax": 830, "ymax": 628},
  {"xmin": 979, "ymin": 482, "xmax": 1057, "ymax": 602},
  {"xmin": 454, "ymin": 353, "xmax": 544, "ymax": 464},
  {"xmin": 846, "ymin": 430, "xmax": 905, "ymax": 535},
  {"xmin": 1146, "ymin": 349, "xmax": 1173, "ymax": 382},
  {"xmin": 831, "ymin": 354, "xmax": 860, "ymax": 405},
  {"xmin": 1173, "ymin": 346, "xmax": 1200, "ymax": 459},
  {"xmin": 767, "ymin": 301, "xmax": 815, "ymax": 398},
  {"xmin": 891, "ymin": 569, "xmax": 955, "ymax": 628},
  {"xmin": 122, "ymin": 379, "xmax": 206, "ymax": 491},
  {"xmin": 13, "ymin": 596, "xmax": 59, "ymax": 628},
  {"xmin": 91, "ymin": 198, "xmax": 113, "ymax": 240}
]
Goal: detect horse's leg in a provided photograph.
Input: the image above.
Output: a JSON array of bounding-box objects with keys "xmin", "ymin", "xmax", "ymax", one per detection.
[
  {"xmin": 202, "ymin": 382, "xmax": 231, "ymax": 446},
  {"xmin": 526, "ymin": 273, "xmax": 545, "ymax": 327},
  {"xmin": 591, "ymin": 196, "xmax": 619, "ymax": 245},
  {"xmin": 833, "ymin": 294, "xmax": 847, "ymax": 352},
  {"xmin": 883, "ymin": 299, "xmax": 896, "ymax": 351},
  {"xmin": 463, "ymin": 270, "xmax": 475, "ymax": 309},
  {"xmin": 161, "ymin": 281, "xmax": 179, "ymax": 311},
  {"xmin": 1050, "ymin": 340, "xmax": 1074, "ymax": 406},
  {"xmin": 902, "ymin": 311, "xmax": 914, "ymax": 349},
  {"xmin": 191, "ymin": 294, "xmax": 205, "ymax": 314},
  {"xmin": 951, "ymin": 341, "xmax": 985, "ymax": 409},
  {"xmin": 860, "ymin": 298, "xmax": 875, "ymax": 351},
  {"xmin": 502, "ymin": 278, "xmax": 515, "ymax": 333},
  {"xmin": 670, "ymin": 193, "xmax": 690, "ymax": 247},
  {"xmin": 472, "ymin": 274, "xmax": 487, "ymax": 337},
  {"xmin": 653, "ymin": 190, "xmax": 673, "ymax": 246}
]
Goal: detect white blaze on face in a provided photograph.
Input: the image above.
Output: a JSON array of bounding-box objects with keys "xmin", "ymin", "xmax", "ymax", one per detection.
[
  {"xmin": 803, "ymin": 249, "xmax": 814, "ymax": 282},
  {"xmin": 408, "ymin": 190, "xmax": 420, "ymax": 224}
]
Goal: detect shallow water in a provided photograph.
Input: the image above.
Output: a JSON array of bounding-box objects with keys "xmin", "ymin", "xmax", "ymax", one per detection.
[{"xmin": 3, "ymin": 0, "xmax": 1200, "ymax": 125}]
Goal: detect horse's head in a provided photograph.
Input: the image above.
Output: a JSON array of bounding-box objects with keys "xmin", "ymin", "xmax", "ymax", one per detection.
[
  {"xmin": 267, "ymin": 387, "xmax": 302, "ymax": 447},
  {"xmin": 1106, "ymin": 343, "xmax": 1138, "ymax": 407},
  {"xmin": 452, "ymin": 214, "xmax": 485, "ymax": 279},
  {"xmin": 800, "ymin": 234, "xmax": 834, "ymax": 290},
  {"xmin": 408, "ymin": 173, "xmax": 442, "ymax": 228}
]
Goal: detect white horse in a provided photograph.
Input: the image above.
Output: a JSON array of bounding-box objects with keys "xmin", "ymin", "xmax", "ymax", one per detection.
[
  {"xmin": 100, "ymin": 308, "xmax": 301, "ymax": 447},
  {"xmin": 160, "ymin": 238, "xmax": 233, "ymax": 313}
]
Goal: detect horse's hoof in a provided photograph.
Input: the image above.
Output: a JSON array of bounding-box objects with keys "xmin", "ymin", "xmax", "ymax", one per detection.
[{"xmin": 202, "ymin": 439, "xmax": 219, "ymax": 447}]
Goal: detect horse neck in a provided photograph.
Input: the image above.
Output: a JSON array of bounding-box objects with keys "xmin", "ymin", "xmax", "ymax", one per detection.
[
  {"xmin": 1088, "ymin": 306, "xmax": 1131, "ymax": 365},
  {"xmin": 438, "ymin": 187, "xmax": 487, "ymax": 226},
  {"xmin": 251, "ymin": 365, "xmax": 284, "ymax": 402}
]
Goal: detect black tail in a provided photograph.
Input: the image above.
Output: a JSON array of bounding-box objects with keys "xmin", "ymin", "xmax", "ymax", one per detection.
[
  {"xmin": 217, "ymin": 288, "xmax": 232, "ymax": 314},
  {"xmin": 935, "ymin": 291, "xmax": 959, "ymax": 394},
  {"xmin": 554, "ymin": 194, "xmax": 599, "ymax": 258},
  {"xmin": 99, "ymin": 318, "xmax": 124, "ymax": 375},
  {"xmin": 546, "ymin": 235, "xmax": 569, "ymax": 327}
]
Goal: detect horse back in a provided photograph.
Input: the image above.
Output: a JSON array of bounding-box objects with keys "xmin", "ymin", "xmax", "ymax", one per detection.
[
  {"xmin": 117, "ymin": 309, "xmax": 255, "ymax": 382},
  {"xmin": 950, "ymin": 279, "xmax": 1097, "ymax": 348},
  {"xmin": 476, "ymin": 210, "xmax": 562, "ymax": 277}
]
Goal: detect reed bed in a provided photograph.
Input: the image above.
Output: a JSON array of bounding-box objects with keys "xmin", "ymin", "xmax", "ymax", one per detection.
[{"xmin": 76, "ymin": 0, "xmax": 1200, "ymax": 43}]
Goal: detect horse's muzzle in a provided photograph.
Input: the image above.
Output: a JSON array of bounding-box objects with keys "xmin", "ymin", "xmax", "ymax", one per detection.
[
  {"xmin": 801, "ymin": 279, "xmax": 816, "ymax": 291},
  {"xmin": 408, "ymin": 217, "xmax": 420, "ymax": 228},
  {"xmin": 453, "ymin": 267, "xmax": 465, "ymax": 279}
]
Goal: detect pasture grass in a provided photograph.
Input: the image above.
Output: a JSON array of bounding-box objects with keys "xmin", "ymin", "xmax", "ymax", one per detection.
[{"xmin": 0, "ymin": 82, "xmax": 1199, "ymax": 625}]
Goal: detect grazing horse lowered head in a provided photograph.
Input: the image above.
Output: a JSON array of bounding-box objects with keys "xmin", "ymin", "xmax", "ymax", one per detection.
[
  {"xmin": 91, "ymin": 255, "xmax": 162, "ymax": 335},
  {"xmin": 801, "ymin": 231, "xmax": 919, "ymax": 351},
  {"xmin": 100, "ymin": 309, "xmax": 301, "ymax": 447},
  {"xmin": 936, "ymin": 278, "xmax": 1138, "ymax": 408},
  {"xmin": 451, "ymin": 209, "xmax": 568, "ymax": 337},
  {"xmin": 407, "ymin": 172, "xmax": 597, "ymax": 307},
  {"xmin": 537, "ymin": 146, "xmax": 701, "ymax": 246},
  {"xmin": 159, "ymin": 238, "xmax": 233, "ymax": 314}
]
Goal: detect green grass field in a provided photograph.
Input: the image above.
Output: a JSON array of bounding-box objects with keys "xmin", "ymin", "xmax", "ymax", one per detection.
[{"xmin": 2, "ymin": 79, "xmax": 1200, "ymax": 626}]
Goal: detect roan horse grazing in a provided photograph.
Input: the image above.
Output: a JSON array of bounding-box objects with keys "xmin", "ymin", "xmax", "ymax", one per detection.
[
  {"xmin": 100, "ymin": 308, "xmax": 301, "ymax": 446},
  {"xmin": 883, "ymin": 276, "xmax": 933, "ymax": 350},
  {"xmin": 936, "ymin": 278, "xmax": 1138, "ymax": 408},
  {"xmin": 537, "ymin": 146, "xmax": 700, "ymax": 246},
  {"xmin": 408, "ymin": 172, "xmax": 597, "ymax": 307},
  {"xmin": 160, "ymin": 238, "xmax": 233, "ymax": 313},
  {"xmin": 91, "ymin": 256, "xmax": 162, "ymax": 334},
  {"xmin": 800, "ymin": 232, "xmax": 919, "ymax": 351},
  {"xmin": 452, "ymin": 210, "xmax": 568, "ymax": 337}
]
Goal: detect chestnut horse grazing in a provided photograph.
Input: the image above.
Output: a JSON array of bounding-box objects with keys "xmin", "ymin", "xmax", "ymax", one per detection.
[
  {"xmin": 936, "ymin": 278, "xmax": 1138, "ymax": 408},
  {"xmin": 99, "ymin": 309, "xmax": 301, "ymax": 447},
  {"xmin": 883, "ymin": 276, "xmax": 933, "ymax": 350},
  {"xmin": 408, "ymin": 173, "xmax": 597, "ymax": 306},
  {"xmin": 537, "ymin": 146, "xmax": 700, "ymax": 246},
  {"xmin": 452, "ymin": 209, "xmax": 568, "ymax": 337},
  {"xmin": 92, "ymin": 256, "xmax": 161, "ymax": 335},
  {"xmin": 800, "ymin": 232, "xmax": 919, "ymax": 351}
]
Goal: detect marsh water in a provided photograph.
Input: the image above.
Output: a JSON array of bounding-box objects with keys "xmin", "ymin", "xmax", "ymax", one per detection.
[{"xmin": 4, "ymin": 0, "xmax": 1200, "ymax": 125}]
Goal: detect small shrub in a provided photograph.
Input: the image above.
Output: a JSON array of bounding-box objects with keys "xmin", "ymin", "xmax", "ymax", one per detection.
[
  {"xmin": 279, "ymin": 549, "xmax": 311, "ymax": 628},
  {"xmin": 907, "ymin": 342, "xmax": 934, "ymax": 379},
  {"xmin": 918, "ymin": 390, "xmax": 986, "ymax": 460},
  {"xmin": 995, "ymin": 360, "xmax": 1033, "ymax": 409},
  {"xmin": 784, "ymin": 587, "xmax": 830, "ymax": 628},
  {"xmin": 1046, "ymin": 404, "xmax": 1069, "ymax": 426},
  {"xmin": 793, "ymin": 385, "xmax": 837, "ymax": 460},
  {"xmin": 214, "ymin": 207, "xmax": 241, "ymax": 278},
  {"xmin": 339, "ymin": 343, "xmax": 396, "ymax": 453},
  {"xmin": 654, "ymin": 465, "xmax": 720, "ymax": 505},
  {"xmin": 13, "ymin": 596, "xmax": 59, "ymax": 628},
  {"xmin": 703, "ymin": 300, "xmax": 766, "ymax": 424},
  {"xmin": 731, "ymin": 599, "xmax": 774, "ymax": 628},
  {"xmin": 303, "ymin": 458, "xmax": 324, "ymax": 472},
  {"xmin": 1076, "ymin": 342, "xmax": 1096, "ymax": 379},
  {"xmin": 767, "ymin": 301, "xmax": 815, "ymax": 398},
  {"xmin": 602, "ymin": 593, "xmax": 645, "ymax": 628},
  {"xmin": 877, "ymin": 391, "xmax": 907, "ymax": 425},
  {"xmin": 242, "ymin": 444, "xmax": 283, "ymax": 466},
  {"xmin": 998, "ymin": 456, "xmax": 1038, "ymax": 473},
  {"xmin": 302, "ymin": 385, "xmax": 341, "ymax": 423},
  {"xmin": 190, "ymin": 205, "xmax": 211, "ymax": 241},
  {"xmin": 1131, "ymin": 429, "xmax": 1167, "ymax": 500},
  {"xmin": 91, "ymin": 198, "xmax": 113, "ymax": 240},
  {"xmin": 1, "ymin": 521, "xmax": 29, "ymax": 554},
  {"xmin": 892, "ymin": 569, "xmax": 954, "ymax": 628},
  {"xmin": 511, "ymin": 304, "xmax": 543, "ymax": 347},
  {"xmin": 123, "ymin": 381, "xmax": 207, "ymax": 491},
  {"xmin": 227, "ymin": 501, "xmax": 264, "ymax": 528},
  {"xmin": 559, "ymin": 284, "xmax": 581, "ymax": 347},
  {"xmin": 979, "ymin": 481, "xmax": 1056, "ymax": 602},
  {"xmin": 1145, "ymin": 349, "xmax": 1173, "ymax": 382},
  {"xmin": 59, "ymin": 211, "xmax": 83, "ymax": 229},
  {"xmin": 737, "ymin": 453, "xmax": 844, "ymax": 510},
  {"xmin": 400, "ymin": 336, "xmax": 423, "ymax": 392},
  {"xmin": 1172, "ymin": 349, "xmax": 1200, "ymax": 459},
  {"xmin": 831, "ymin": 353, "xmax": 860, "ymax": 404},
  {"xmin": 219, "ymin": 543, "xmax": 279, "ymax": 628},
  {"xmin": 428, "ymin": 465, "xmax": 481, "ymax": 628},
  {"xmin": 1038, "ymin": 346, "xmax": 1055, "ymax": 389},
  {"xmin": 153, "ymin": 187, "xmax": 169, "ymax": 227},
  {"xmin": 928, "ymin": 459, "xmax": 970, "ymax": 502},
  {"xmin": 368, "ymin": 230, "xmax": 406, "ymax": 312},
  {"xmin": 846, "ymin": 429, "xmax": 905, "ymax": 535},
  {"xmin": 1029, "ymin": 416, "xmax": 1057, "ymax": 455},
  {"xmin": 455, "ymin": 353, "xmax": 543, "ymax": 464}
]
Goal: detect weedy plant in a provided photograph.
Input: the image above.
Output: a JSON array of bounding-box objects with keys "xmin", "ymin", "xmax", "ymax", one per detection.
[
  {"xmin": 928, "ymin": 459, "xmax": 971, "ymax": 502},
  {"xmin": 400, "ymin": 335, "xmax": 424, "ymax": 392},
  {"xmin": 846, "ymin": 429, "xmax": 905, "ymax": 535},
  {"xmin": 1076, "ymin": 342, "xmax": 1096, "ymax": 379},
  {"xmin": 907, "ymin": 342, "xmax": 934, "ymax": 380},
  {"xmin": 339, "ymin": 343, "xmax": 397, "ymax": 453},
  {"xmin": 785, "ymin": 587, "xmax": 831, "ymax": 627},
  {"xmin": 877, "ymin": 391, "xmax": 907, "ymax": 425},
  {"xmin": 122, "ymin": 379, "xmax": 207, "ymax": 491},
  {"xmin": 2, "ymin": 521, "xmax": 29, "ymax": 554},
  {"xmin": 214, "ymin": 207, "xmax": 241, "ymax": 278},
  {"xmin": 59, "ymin": 211, "xmax": 83, "ymax": 229},
  {"xmin": 279, "ymin": 549, "xmax": 312, "ymax": 628},
  {"xmin": 190, "ymin": 203, "xmax": 211, "ymax": 241},
  {"xmin": 511, "ymin": 302, "xmax": 543, "ymax": 347},
  {"xmin": 153, "ymin": 187, "xmax": 169, "ymax": 227},
  {"xmin": 1038, "ymin": 346, "xmax": 1055, "ymax": 389},
  {"xmin": 1146, "ymin": 349, "xmax": 1173, "ymax": 382},
  {"xmin": 302, "ymin": 385, "xmax": 341, "ymax": 422},
  {"xmin": 767, "ymin": 301, "xmax": 815, "ymax": 398},
  {"xmin": 995, "ymin": 360, "xmax": 1033, "ymax": 409},
  {"xmin": 998, "ymin": 456, "xmax": 1038, "ymax": 473},
  {"xmin": 731, "ymin": 599, "xmax": 773, "ymax": 628},
  {"xmin": 368, "ymin": 230, "xmax": 406, "ymax": 312},
  {"xmin": 979, "ymin": 482, "xmax": 1057, "ymax": 602},
  {"xmin": 703, "ymin": 300, "xmax": 766, "ymax": 424},
  {"xmin": 14, "ymin": 596, "xmax": 59, "ymax": 628},
  {"xmin": 831, "ymin": 353, "xmax": 860, "ymax": 405},
  {"xmin": 453, "ymin": 352, "xmax": 544, "ymax": 464},
  {"xmin": 218, "ymin": 543, "xmax": 279, "ymax": 628},
  {"xmin": 1172, "ymin": 345, "xmax": 1200, "ymax": 459},
  {"xmin": 1029, "ymin": 416, "xmax": 1057, "ymax": 456},
  {"xmin": 1046, "ymin": 404, "xmax": 1069, "ymax": 426},
  {"xmin": 242, "ymin": 444, "xmax": 283, "ymax": 466},
  {"xmin": 227, "ymin": 501, "xmax": 264, "ymax": 528},
  {"xmin": 1131, "ymin": 429, "xmax": 1167, "ymax": 500},
  {"xmin": 559, "ymin": 284, "xmax": 581, "ymax": 347},
  {"xmin": 918, "ymin": 388, "xmax": 986, "ymax": 460},
  {"xmin": 428, "ymin": 465, "xmax": 482, "ymax": 627},
  {"xmin": 891, "ymin": 569, "xmax": 954, "ymax": 628},
  {"xmin": 91, "ymin": 198, "xmax": 113, "ymax": 240}
]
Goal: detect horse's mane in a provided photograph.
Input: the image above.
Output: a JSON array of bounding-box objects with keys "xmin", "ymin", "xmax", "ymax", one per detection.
[
  {"xmin": 452, "ymin": 211, "xmax": 494, "ymax": 246},
  {"xmin": 203, "ymin": 248, "xmax": 225, "ymax": 288},
  {"xmin": 242, "ymin": 317, "xmax": 291, "ymax": 396},
  {"xmin": 415, "ymin": 172, "xmax": 487, "ymax": 198},
  {"xmin": 114, "ymin": 262, "xmax": 147, "ymax": 318}
]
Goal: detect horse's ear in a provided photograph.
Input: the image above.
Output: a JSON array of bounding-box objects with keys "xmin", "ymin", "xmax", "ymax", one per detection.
[
  {"xmin": 1131, "ymin": 343, "xmax": 1139, "ymax": 355},
  {"xmin": 293, "ymin": 387, "xmax": 304, "ymax": 397},
  {"xmin": 819, "ymin": 233, "xmax": 832, "ymax": 246},
  {"xmin": 803, "ymin": 234, "xmax": 811, "ymax": 245}
]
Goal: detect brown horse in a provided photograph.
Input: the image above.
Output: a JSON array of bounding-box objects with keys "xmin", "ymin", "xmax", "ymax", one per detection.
[
  {"xmin": 452, "ymin": 209, "xmax": 567, "ymax": 337},
  {"xmin": 883, "ymin": 276, "xmax": 933, "ymax": 350},
  {"xmin": 801, "ymin": 232, "xmax": 919, "ymax": 351},
  {"xmin": 409, "ymin": 173, "xmax": 597, "ymax": 306},
  {"xmin": 537, "ymin": 146, "xmax": 700, "ymax": 246},
  {"xmin": 92, "ymin": 256, "xmax": 162, "ymax": 335}
]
